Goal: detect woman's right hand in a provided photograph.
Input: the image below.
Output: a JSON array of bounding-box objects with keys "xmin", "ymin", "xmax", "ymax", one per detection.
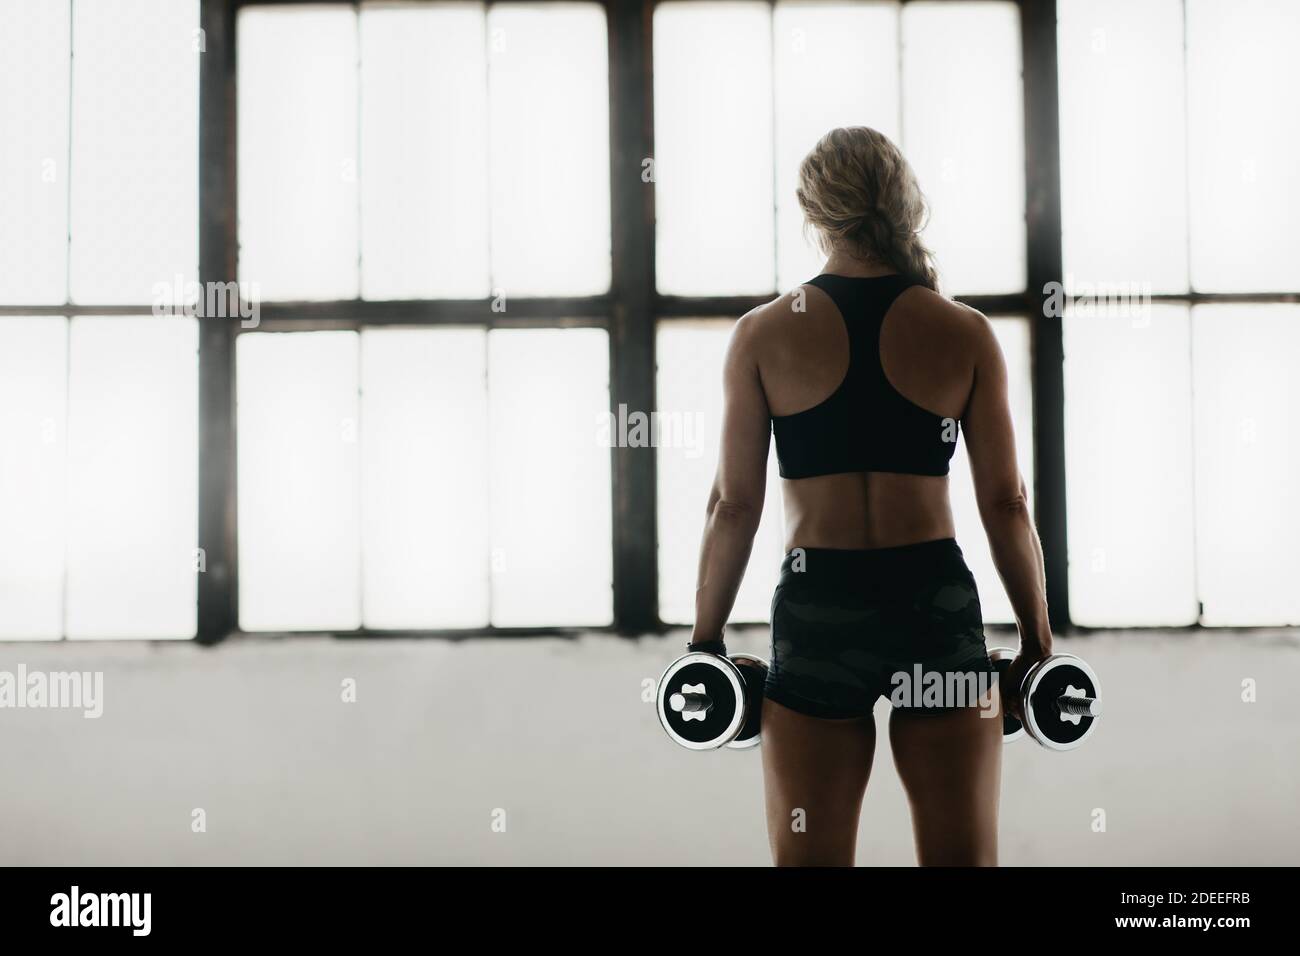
[{"xmin": 1000, "ymin": 643, "xmax": 1049, "ymax": 723}]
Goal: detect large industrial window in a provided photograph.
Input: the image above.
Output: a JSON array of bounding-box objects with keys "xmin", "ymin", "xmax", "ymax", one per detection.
[
  {"xmin": 233, "ymin": 2, "xmax": 614, "ymax": 633},
  {"xmin": 652, "ymin": 0, "xmax": 1035, "ymax": 624},
  {"xmin": 1058, "ymin": 0, "xmax": 1300, "ymax": 626},
  {"xmin": 4, "ymin": 0, "xmax": 1293, "ymax": 641},
  {"xmin": 0, "ymin": 0, "xmax": 200, "ymax": 640}
]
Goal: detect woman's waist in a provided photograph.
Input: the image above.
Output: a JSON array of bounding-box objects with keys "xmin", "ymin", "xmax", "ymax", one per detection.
[
  {"xmin": 780, "ymin": 473, "xmax": 954, "ymax": 550},
  {"xmin": 777, "ymin": 537, "xmax": 971, "ymax": 594}
]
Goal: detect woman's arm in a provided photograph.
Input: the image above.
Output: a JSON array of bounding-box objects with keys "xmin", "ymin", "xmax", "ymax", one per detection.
[
  {"xmin": 961, "ymin": 311, "xmax": 1052, "ymax": 715},
  {"xmin": 690, "ymin": 313, "xmax": 772, "ymax": 646}
]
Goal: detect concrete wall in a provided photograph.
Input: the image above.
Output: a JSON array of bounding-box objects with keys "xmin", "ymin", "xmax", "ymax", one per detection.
[{"xmin": 1, "ymin": 629, "xmax": 1297, "ymax": 865}]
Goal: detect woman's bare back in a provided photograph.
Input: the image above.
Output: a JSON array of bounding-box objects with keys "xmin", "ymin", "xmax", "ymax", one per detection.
[{"xmin": 744, "ymin": 276, "xmax": 988, "ymax": 550}]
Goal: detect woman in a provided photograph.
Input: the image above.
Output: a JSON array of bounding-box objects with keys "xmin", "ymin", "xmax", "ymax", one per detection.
[{"xmin": 688, "ymin": 127, "xmax": 1051, "ymax": 866}]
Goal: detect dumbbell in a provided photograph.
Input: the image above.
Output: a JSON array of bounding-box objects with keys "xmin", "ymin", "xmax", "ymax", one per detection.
[
  {"xmin": 989, "ymin": 647, "xmax": 1102, "ymax": 751},
  {"xmin": 656, "ymin": 651, "xmax": 768, "ymax": 751}
]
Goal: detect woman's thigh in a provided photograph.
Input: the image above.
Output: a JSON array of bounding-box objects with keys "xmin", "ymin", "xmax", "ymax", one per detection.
[
  {"xmin": 888, "ymin": 696, "xmax": 1002, "ymax": 866},
  {"xmin": 760, "ymin": 698, "xmax": 876, "ymax": 866}
]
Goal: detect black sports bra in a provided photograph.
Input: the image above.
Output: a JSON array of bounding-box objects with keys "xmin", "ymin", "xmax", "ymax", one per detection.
[{"xmin": 771, "ymin": 274, "xmax": 958, "ymax": 480}]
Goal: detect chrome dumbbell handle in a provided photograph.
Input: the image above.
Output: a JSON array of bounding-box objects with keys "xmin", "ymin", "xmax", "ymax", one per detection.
[
  {"xmin": 991, "ymin": 646, "xmax": 1102, "ymax": 750},
  {"xmin": 668, "ymin": 691, "xmax": 713, "ymax": 715},
  {"xmin": 1056, "ymin": 695, "xmax": 1101, "ymax": 718}
]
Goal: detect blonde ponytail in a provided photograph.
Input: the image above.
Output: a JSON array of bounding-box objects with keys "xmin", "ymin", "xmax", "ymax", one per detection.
[{"xmin": 795, "ymin": 127, "xmax": 939, "ymax": 291}]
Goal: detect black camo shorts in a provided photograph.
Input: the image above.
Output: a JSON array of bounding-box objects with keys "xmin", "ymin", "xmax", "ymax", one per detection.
[{"xmin": 765, "ymin": 539, "xmax": 995, "ymax": 719}]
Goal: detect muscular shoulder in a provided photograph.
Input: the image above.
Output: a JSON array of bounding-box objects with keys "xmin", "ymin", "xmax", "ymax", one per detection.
[
  {"xmin": 730, "ymin": 283, "xmax": 997, "ymax": 363},
  {"xmin": 727, "ymin": 290, "xmax": 805, "ymax": 358},
  {"xmin": 741, "ymin": 289, "xmax": 806, "ymax": 332},
  {"xmin": 894, "ymin": 285, "xmax": 989, "ymax": 335},
  {"xmin": 892, "ymin": 286, "xmax": 999, "ymax": 358}
]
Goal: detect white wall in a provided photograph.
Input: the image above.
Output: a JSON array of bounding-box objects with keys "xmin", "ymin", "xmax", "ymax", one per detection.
[{"xmin": 0, "ymin": 629, "xmax": 1296, "ymax": 865}]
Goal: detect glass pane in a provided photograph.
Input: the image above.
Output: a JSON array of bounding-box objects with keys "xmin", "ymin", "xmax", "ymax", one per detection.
[
  {"xmin": 654, "ymin": 2, "xmax": 775, "ymax": 296},
  {"xmin": 487, "ymin": 328, "xmax": 612, "ymax": 626},
  {"xmin": 656, "ymin": 322, "xmax": 784, "ymax": 625},
  {"xmin": 0, "ymin": 1, "xmax": 69, "ymax": 305},
  {"xmin": 1192, "ymin": 304, "xmax": 1300, "ymax": 625},
  {"xmin": 949, "ymin": 317, "xmax": 1034, "ymax": 625},
  {"xmin": 487, "ymin": 3, "xmax": 610, "ymax": 296},
  {"xmin": 238, "ymin": 5, "xmax": 359, "ymax": 301},
  {"xmin": 1058, "ymin": 0, "xmax": 1188, "ymax": 294},
  {"xmin": 65, "ymin": 317, "xmax": 198, "ymax": 639},
  {"xmin": 901, "ymin": 2, "xmax": 1025, "ymax": 295},
  {"xmin": 70, "ymin": 0, "xmax": 199, "ymax": 305},
  {"xmin": 774, "ymin": 1, "xmax": 901, "ymax": 292},
  {"xmin": 359, "ymin": 2, "xmax": 490, "ymax": 299},
  {"xmin": 360, "ymin": 328, "xmax": 490, "ymax": 628},
  {"xmin": 1065, "ymin": 304, "xmax": 1197, "ymax": 626},
  {"xmin": 237, "ymin": 332, "xmax": 361, "ymax": 631},
  {"xmin": 1186, "ymin": 0, "xmax": 1300, "ymax": 292},
  {"xmin": 0, "ymin": 318, "xmax": 67, "ymax": 640}
]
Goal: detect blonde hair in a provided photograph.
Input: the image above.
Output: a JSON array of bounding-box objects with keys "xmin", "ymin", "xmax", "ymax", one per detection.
[{"xmin": 796, "ymin": 127, "xmax": 939, "ymax": 291}]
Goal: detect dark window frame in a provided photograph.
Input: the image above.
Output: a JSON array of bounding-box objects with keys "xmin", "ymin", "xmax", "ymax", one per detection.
[
  {"xmin": 200, "ymin": 0, "xmax": 646, "ymax": 640},
  {"xmin": 193, "ymin": 0, "xmax": 1064, "ymax": 641},
  {"xmin": 38, "ymin": 0, "xmax": 1280, "ymax": 639}
]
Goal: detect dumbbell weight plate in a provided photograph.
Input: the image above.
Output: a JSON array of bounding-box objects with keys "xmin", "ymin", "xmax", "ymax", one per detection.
[
  {"xmin": 657, "ymin": 652, "xmax": 745, "ymax": 750},
  {"xmin": 1023, "ymin": 654, "xmax": 1101, "ymax": 752},
  {"xmin": 988, "ymin": 646, "xmax": 1024, "ymax": 743},
  {"xmin": 725, "ymin": 654, "xmax": 768, "ymax": 750}
]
